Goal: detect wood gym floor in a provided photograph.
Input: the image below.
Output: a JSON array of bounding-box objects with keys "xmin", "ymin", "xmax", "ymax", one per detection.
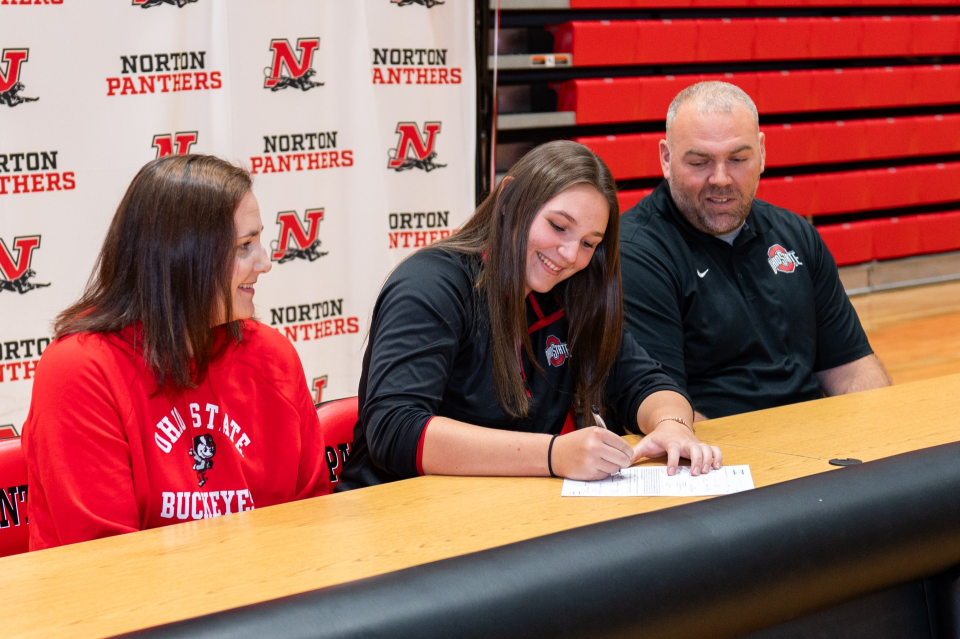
[{"xmin": 852, "ymin": 280, "xmax": 960, "ymax": 384}]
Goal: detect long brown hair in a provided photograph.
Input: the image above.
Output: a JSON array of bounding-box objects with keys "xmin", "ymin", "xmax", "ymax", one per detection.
[
  {"xmin": 55, "ymin": 154, "xmax": 252, "ymax": 390},
  {"xmin": 433, "ymin": 140, "xmax": 622, "ymax": 421}
]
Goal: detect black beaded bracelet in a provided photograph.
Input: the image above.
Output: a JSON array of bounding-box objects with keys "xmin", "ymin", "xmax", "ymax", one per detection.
[{"xmin": 547, "ymin": 434, "xmax": 559, "ymax": 478}]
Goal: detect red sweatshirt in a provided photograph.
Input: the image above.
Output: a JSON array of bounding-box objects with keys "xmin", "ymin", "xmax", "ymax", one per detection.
[{"xmin": 22, "ymin": 321, "xmax": 330, "ymax": 550}]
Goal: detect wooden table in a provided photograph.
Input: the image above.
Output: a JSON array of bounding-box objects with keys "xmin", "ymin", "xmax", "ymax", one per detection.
[{"xmin": 3, "ymin": 374, "xmax": 960, "ymax": 638}]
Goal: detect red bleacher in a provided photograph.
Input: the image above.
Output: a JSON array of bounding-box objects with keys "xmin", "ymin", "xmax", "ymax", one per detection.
[
  {"xmin": 616, "ymin": 161, "xmax": 960, "ymax": 218},
  {"xmin": 518, "ymin": 5, "xmax": 960, "ymax": 270},
  {"xmin": 617, "ymin": 188, "xmax": 655, "ymax": 214},
  {"xmin": 757, "ymin": 162, "xmax": 960, "ymax": 216},
  {"xmin": 569, "ymin": 0, "xmax": 960, "ymax": 7},
  {"xmin": 614, "ymin": 194, "xmax": 960, "ymax": 267},
  {"xmin": 819, "ymin": 211, "xmax": 960, "ymax": 266},
  {"xmin": 551, "ymin": 16, "xmax": 960, "ymax": 66},
  {"xmin": 577, "ymin": 114, "xmax": 960, "ymax": 181},
  {"xmin": 556, "ymin": 65, "xmax": 960, "ymax": 125}
]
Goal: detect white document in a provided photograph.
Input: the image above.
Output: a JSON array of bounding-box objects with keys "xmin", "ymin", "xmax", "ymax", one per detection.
[{"xmin": 561, "ymin": 465, "xmax": 754, "ymax": 497}]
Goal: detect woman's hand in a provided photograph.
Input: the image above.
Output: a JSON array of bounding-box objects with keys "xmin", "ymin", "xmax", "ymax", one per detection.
[
  {"xmin": 551, "ymin": 427, "xmax": 635, "ymax": 481},
  {"xmin": 632, "ymin": 419, "xmax": 723, "ymax": 476}
]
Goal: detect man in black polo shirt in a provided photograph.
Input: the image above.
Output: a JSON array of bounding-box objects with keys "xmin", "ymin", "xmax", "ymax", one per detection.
[{"xmin": 619, "ymin": 81, "xmax": 890, "ymax": 420}]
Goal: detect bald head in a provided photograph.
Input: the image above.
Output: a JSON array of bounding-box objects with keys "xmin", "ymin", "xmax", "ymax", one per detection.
[
  {"xmin": 658, "ymin": 81, "xmax": 765, "ymax": 236},
  {"xmin": 665, "ymin": 81, "xmax": 759, "ymax": 143}
]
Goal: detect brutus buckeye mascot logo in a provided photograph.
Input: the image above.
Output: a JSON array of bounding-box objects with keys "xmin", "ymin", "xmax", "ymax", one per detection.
[
  {"xmin": 271, "ymin": 209, "xmax": 329, "ymax": 264},
  {"xmin": 0, "ymin": 235, "xmax": 50, "ymax": 295},
  {"xmin": 133, "ymin": 0, "xmax": 199, "ymax": 8},
  {"xmin": 387, "ymin": 122, "xmax": 447, "ymax": 172},
  {"xmin": 264, "ymin": 38, "xmax": 324, "ymax": 92},
  {"xmin": 766, "ymin": 244, "xmax": 803, "ymax": 275},
  {"xmin": 545, "ymin": 335, "xmax": 569, "ymax": 367},
  {"xmin": 391, "ymin": 0, "xmax": 445, "ymax": 7},
  {"xmin": 188, "ymin": 434, "xmax": 216, "ymax": 487},
  {"xmin": 152, "ymin": 132, "xmax": 198, "ymax": 158},
  {"xmin": 0, "ymin": 48, "xmax": 39, "ymax": 108}
]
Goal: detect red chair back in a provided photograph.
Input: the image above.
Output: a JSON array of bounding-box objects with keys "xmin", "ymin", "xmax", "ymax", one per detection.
[
  {"xmin": 316, "ymin": 397, "xmax": 358, "ymax": 486},
  {"xmin": 0, "ymin": 438, "xmax": 29, "ymax": 557}
]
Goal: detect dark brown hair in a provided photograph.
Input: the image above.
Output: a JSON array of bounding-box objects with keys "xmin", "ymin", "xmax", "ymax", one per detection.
[
  {"xmin": 55, "ymin": 154, "xmax": 253, "ymax": 390},
  {"xmin": 432, "ymin": 140, "xmax": 622, "ymax": 421}
]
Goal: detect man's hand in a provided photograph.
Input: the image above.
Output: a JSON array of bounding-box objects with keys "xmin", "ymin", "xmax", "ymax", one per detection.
[
  {"xmin": 632, "ymin": 420, "xmax": 722, "ymax": 476},
  {"xmin": 551, "ymin": 427, "xmax": 635, "ymax": 481}
]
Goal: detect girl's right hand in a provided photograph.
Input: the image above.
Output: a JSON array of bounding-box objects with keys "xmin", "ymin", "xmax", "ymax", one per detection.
[{"xmin": 550, "ymin": 427, "xmax": 634, "ymax": 481}]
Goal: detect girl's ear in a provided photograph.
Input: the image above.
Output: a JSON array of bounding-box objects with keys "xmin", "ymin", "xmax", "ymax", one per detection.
[{"xmin": 496, "ymin": 175, "xmax": 515, "ymax": 218}]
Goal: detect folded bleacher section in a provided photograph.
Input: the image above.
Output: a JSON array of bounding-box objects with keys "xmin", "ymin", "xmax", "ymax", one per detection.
[{"xmin": 488, "ymin": 0, "xmax": 960, "ymax": 281}]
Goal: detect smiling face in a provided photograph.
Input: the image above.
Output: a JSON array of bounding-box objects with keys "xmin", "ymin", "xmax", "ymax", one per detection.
[
  {"xmin": 660, "ymin": 103, "xmax": 765, "ymax": 236},
  {"xmin": 229, "ymin": 191, "xmax": 271, "ymax": 322},
  {"xmin": 524, "ymin": 183, "xmax": 609, "ymax": 296}
]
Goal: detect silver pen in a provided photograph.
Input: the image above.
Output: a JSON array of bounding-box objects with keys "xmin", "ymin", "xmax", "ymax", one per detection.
[
  {"xmin": 591, "ymin": 405, "xmax": 623, "ymax": 478},
  {"xmin": 591, "ymin": 404, "xmax": 608, "ymax": 430}
]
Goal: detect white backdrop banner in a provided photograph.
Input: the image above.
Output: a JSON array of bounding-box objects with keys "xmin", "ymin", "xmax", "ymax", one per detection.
[{"xmin": 0, "ymin": 0, "xmax": 476, "ymax": 432}]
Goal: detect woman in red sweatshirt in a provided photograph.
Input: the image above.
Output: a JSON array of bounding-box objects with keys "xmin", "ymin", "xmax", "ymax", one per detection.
[{"xmin": 22, "ymin": 155, "xmax": 330, "ymax": 550}]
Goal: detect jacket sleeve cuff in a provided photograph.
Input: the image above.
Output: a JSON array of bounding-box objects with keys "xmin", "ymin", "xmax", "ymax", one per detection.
[{"xmin": 416, "ymin": 416, "xmax": 435, "ymax": 476}]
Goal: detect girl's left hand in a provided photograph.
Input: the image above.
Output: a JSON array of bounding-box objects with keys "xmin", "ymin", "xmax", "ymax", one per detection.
[{"xmin": 632, "ymin": 420, "xmax": 723, "ymax": 476}]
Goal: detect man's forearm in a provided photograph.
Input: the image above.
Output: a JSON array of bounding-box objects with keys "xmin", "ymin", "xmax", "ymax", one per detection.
[{"xmin": 816, "ymin": 354, "xmax": 892, "ymax": 396}]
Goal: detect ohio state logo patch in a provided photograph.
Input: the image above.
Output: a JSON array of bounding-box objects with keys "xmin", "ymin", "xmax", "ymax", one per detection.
[
  {"xmin": 392, "ymin": 0, "xmax": 445, "ymax": 7},
  {"xmin": 767, "ymin": 244, "xmax": 803, "ymax": 274},
  {"xmin": 188, "ymin": 434, "xmax": 216, "ymax": 487},
  {"xmin": 545, "ymin": 335, "xmax": 569, "ymax": 367},
  {"xmin": 264, "ymin": 38, "xmax": 324, "ymax": 92},
  {"xmin": 0, "ymin": 235, "xmax": 50, "ymax": 294},
  {"xmin": 133, "ymin": 0, "xmax": 199, "ymax": 7},
  {"xmin": 0, "ymin": 48, "xmax": 39, "ymax": 108},
  {"xmin": 152, "ymin": 131, "xmax": 198, "ymax": 158},
  {"xmin": 387, "ymin": 122, "xmax": 446, "ymax": 172},
  {"xmin": 271, "ymin": 208, "xmax": 329, "ymax": 263}
]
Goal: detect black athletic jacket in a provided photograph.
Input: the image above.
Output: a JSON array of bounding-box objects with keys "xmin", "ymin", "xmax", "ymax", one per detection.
[{"xmin": 337, "ymin": 248, "xmax": 685, "ymax": 490}]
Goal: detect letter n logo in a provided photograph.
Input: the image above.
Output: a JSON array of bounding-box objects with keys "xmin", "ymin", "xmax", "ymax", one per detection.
[
  {"xmin": 0, "ymin": 235, "xmax": 40, "ymax": 282},
  {"xmin": 272, "ymin": 209, "xmax": 324, "ymax": 261},
  {"xmin": 311, "ymin": 375, "xmax": 328, "ymax": 405},
  {"xmin": 264, "ymin": 38, "xmax": 320, "ymax": 88},
  {"xmin": 0, "ymin": 49, "xmax": 29, "ymax": 93},
  {"xmin": 152, "ymin": 132, "xmax": 199, "ymax": 158},
  {"xmin": 387, "ymin": 122, "xmax": 445, "ymax": 171}
]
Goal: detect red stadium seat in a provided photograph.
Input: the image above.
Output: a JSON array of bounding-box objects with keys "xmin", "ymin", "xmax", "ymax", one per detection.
[
  {"xmin": 755, "ymin": 18, "xmax": 813, "ymax": 61},
  {"xmin": 551, "ymin": 17, "xmax": 960, "ymax": 67},
  {"xmin": 575, "ymin": 133, "xmax": 663, "ymax": 181},
  {"xmin": 817, "ymin": 222, "xmax": 874, "ymax": 267},
  {"xmin": 558, "ymin": 65, "xmax": 960, "ymax": 125},
  {"xmin": 0, "ymin": 438, "xmax": 29, "ymax": 558},
  {"xmin": 696, "ymin": 19, "xmax": 757, "ymax": 63},
  {"xmin": 818, "ymin": 210, "xmax": 960, "ymax": 266},
  {"xmin": 316, "ymin": 397, "xmax": 358, "ymax": 486},
  {"xmin": 618, "ymin": 188, "xmax": 655, "ymax": 215},
  {"xmin": 913, "ymin": 16, "xmax": 960, "ymax": 56}
]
